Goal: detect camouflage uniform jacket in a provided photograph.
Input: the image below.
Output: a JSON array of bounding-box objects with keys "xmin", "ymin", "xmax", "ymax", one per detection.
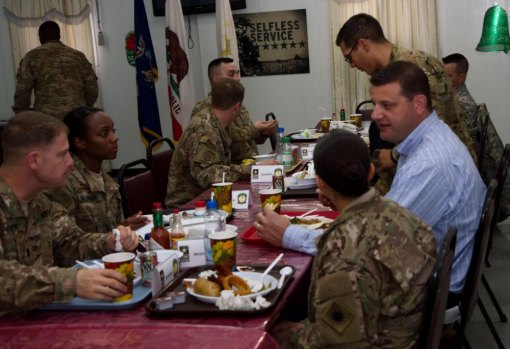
[
  {"xmin": 191, "ymin": 94, "xmax": 268, "ymax": 163},
  {"xmin": 12, "ymin": 40, "xmax": 98, "ymax": 119},
  {"xmin": 45, "ymin": 155, "xmax": 122, "ymax": 233},
  {"xmin": 0, "ymin": 177, "xmax": 114, "ymax": 316},
  {"xmin": 391, "ymin": 46, "xmax": 476, "ymax": 160},
  {"xmin": 457, "ymin": 84, "xmax": 478, "ymax": 128},
  {"xmin": 281, "ymin": 188, "xmax": 436, "ymax": 349},
  {"xmin": 165, "ymin": 111, "xmax": 251, "ymax": 208}
]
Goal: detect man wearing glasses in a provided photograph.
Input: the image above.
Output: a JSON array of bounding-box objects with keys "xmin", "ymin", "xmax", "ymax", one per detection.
[{"xmin": 336, "ymin": 13, "xmax": 475, "ymax": 180}]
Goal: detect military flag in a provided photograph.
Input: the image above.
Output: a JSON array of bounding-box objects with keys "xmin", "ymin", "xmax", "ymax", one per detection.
[
  {"xmin": 134, "ymin": 0, "xmax": 162, "ymax": 145},
  {"xmin": 166, "ymin": 0, "xmax": 195, "ymax": 142},
  {"xmin": 216, "ymin": 0, "xmax": 239, "ymax": 63}
]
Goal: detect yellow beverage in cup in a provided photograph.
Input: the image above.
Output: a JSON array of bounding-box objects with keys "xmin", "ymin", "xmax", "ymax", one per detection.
[
  {"xmin": 212, "ymin": 182, "xmax": 233, "ymax": 213},
  {"xmin": 260, "ymin": 188, "xmax": 282, "ymax": 213},
  {"xmin": 208, "ymin": 231, "xmax": 238, "ymax": 275},
  {"xmin": 320, "ymin": 118, "xmax": 331, "ymax": 132},
  {"xmin": 102, "ymin": 252, "xmax": 136, "ymax": 302}
]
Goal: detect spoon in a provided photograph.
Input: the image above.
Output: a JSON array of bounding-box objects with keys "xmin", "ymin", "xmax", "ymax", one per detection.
[
  {"xmin": 277, "ymin": 266, "xmax": 292, "ymax": 289},
  {"xmin": 261, "ymin": 253, "xmax": 284, "ymax": 287}
]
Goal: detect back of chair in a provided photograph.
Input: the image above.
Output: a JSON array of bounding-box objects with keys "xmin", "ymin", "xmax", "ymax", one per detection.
[
  {"xmin": 492, "ymin": 144, "xmax": 510, "ymax": 227},
  {"xmin": 147, "ymin": 138, "xmax": 175, "ymax": 204},
  {"xmin": 265, "ymin": 112, "xmax": 278, "ymax": 152},
  {"xmin": 418, "ymin": 228, "xmax": 457, "ymax": 349},
  {"xmin": 355, "ymin": 99, "xmax": 374, "ymax": 121},
  {"xmin": 118, "ymin": 159, "xmax": 160, "ymax": 217},
  {"xmin": 460, "ymin": 180, "xmax": 497, "ymax": 327},
  {"xmin": 477, "ymin": 105, "xmax": 490, "ymax": 173}
]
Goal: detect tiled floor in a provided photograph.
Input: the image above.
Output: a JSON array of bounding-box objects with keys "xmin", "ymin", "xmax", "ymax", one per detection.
[{"xmin": 465, "ymin": 218, "xmax": 510, "ymax": 348}]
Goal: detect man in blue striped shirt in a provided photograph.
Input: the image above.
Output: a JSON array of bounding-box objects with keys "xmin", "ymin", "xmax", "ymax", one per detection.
[{"xmin": 255, "ymin": 61, "xmax": 486, "ymax": 300}]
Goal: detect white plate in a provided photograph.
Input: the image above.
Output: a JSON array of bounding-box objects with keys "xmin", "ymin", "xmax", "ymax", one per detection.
[
  {"xmin": 290, "ymin": 133, "xmax": 322, "ymax": 140},
  {"xmin": 186, "ymin": 271, "xmax": 278, "ymax": 304},
  {"xmin": 285, "ymin": 215, "xmax": 334, "ymax": 230},
  {"xmin": 253, "ymin": 154, "xmax": 275, "ymax": 161},
  {"xmin": 284, "ymin": 177, "xmax": 317, "ymax": 190}
]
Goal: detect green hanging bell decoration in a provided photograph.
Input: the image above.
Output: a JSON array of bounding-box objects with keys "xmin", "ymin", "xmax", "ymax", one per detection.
[{"xmin": 476, "ymin": 5, "xmax": 510, "ymax": 53}]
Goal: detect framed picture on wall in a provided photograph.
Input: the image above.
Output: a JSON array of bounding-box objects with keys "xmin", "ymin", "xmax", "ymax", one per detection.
[{"xmin": 233, "ymin": 9, "xmax": 310, "ymax": 77}]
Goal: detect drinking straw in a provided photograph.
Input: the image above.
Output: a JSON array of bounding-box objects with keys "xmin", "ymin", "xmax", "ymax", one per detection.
[{"xmin": 222, "ymin": 172, "xmax": 226, "ymax": 183}]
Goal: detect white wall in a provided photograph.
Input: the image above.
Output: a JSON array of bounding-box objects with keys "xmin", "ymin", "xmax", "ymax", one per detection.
[
  {"xmin": 437, "ymin": 0, "xmax": 510, "ymax": 145},
  {"xmin": 1, "ymin": 0, "xmax": 508, "ymax": 168}
]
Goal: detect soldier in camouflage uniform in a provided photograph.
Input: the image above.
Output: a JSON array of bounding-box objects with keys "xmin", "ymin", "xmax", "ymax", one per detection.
[
  {"xmin": 271, "ymin": 130, "xmax": 436, "ymax": 348},
  {"xmin": 442, "ymin": 54, "xmax": 510, "ymax": 219},
  {"xmin": 336, "ymin": 14, "xmax": 476, "ymax": 195},
  {"xmin": 166, "ymin": 79, "xmax": 252, "ymax": 208},
  {"xmin": 191, "ymin": 58, "xmax": 277, "ymax": 163},
  {"xmin": 45, "ymin": 107, "xmax": 148, "ymax": 233},
  {"xmin": 12, "ymin": 21, "xmax": 98, "ymax": 120},
  {"xmin": 0, "ymin": 112, "xmax": 138, "ymax": 316},
  {"xmin": 442, "ymin": 53, "xmax": 478, "ymax": 128}
]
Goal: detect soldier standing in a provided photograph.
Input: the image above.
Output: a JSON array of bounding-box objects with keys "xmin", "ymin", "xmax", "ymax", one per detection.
[{"xmin": 12, "ymin": 21, "xmax": 98, "ymax": 119}]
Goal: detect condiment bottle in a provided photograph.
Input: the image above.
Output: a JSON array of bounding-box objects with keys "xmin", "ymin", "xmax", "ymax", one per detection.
[
  {"xmin": 150, "ymin": 202, "xmax": 170, "ymax": 250},
  {"xmin": 340, "ymin": 108, "xmax": 346, "ymax": 121},
  {"xmin": 194, "ymin": 200, "xmax": 206, "ymax": 216},
  {"xmin": 170, "ymin": 209, "xmax": 186, "ymax": 249}
]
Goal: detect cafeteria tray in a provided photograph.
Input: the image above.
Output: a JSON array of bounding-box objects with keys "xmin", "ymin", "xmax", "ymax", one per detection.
[
  {"xmin": 40, "ymin": 260, "xmax": 151, "ymax": 311},
  {"xmin": 240, "ymin": 210, "xmax": 339, "ymax": 244},
  {"xmin": 145, "ymin": 265, "xmax": 295, "ymax": 316}
]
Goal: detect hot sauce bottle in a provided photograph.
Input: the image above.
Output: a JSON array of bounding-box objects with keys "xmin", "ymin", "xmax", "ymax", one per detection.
[{"xmin": 149, "ymin": 202, "xmax": 170, "ymax": 250}]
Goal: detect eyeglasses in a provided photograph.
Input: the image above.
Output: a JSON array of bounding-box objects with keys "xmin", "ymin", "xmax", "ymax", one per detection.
[{"xmin": 344, "ymin": 40, "xmax": 360, "ymax": 63}]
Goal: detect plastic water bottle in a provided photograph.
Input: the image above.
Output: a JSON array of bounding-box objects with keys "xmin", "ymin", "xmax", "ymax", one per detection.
[
  {"xmin": 204, "ymin": 200, "xmax": 226, "ymax": 264},
  {"xmin": 275, "ymin": 127, "xmax": 285, "ymax": 162},
  {"xmin": 282, "ymin": 136, "xmax": 293, "ymax": 170}
]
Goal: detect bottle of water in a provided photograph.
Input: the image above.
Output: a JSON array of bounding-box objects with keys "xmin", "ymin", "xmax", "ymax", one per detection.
[
  {"xmin": 282, "ymin": 136, "xmax": 293, "ymax": 170},
  {"xmin": 203, "ymin": 200, "xmax": 226, "ymax": 264},
  {"xmin": 275, "ymin": 127, "xmax": 285, "ymax": 162}
]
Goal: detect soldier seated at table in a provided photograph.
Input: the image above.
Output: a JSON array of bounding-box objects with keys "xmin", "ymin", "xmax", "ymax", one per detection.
[
  {"xmin": 166, "ymin": 78, "xmax": 272, "ymax": 208},
  {"xmin": 270, "ymin": 129, "xmax": 436, "ymax": 348},
  {"xmin": 0, "ymin": 112, "xmax": 139, "ymax": 316}
]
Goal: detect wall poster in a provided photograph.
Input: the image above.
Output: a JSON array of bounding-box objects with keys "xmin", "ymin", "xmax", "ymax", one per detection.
[{"xmin": 233, "ymin": 9, "xmax": 309, "ymax": 77}]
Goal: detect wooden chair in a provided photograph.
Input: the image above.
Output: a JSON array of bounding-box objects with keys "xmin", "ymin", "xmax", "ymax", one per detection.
[
  {"xmin": 444, "ymin": 180, "xmax": 503, "ymax": 349},
  {"xmin": 418, "ymin": 228, "xmax": 457, "ymax": 349},
  {"xmin": 118, "ymin": 159, "xmax": 160, "ymax": 217},
  {"xmin": 146, "ymin": 138, "xmax": 175, "ymax": 204},
  {"xmin": 480, "ymin": 143, "xmax": 510, "ymax": 325}
]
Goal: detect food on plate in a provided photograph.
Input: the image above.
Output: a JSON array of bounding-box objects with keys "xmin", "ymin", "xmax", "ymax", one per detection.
[
  {"xmin": 289, "ymin": 216, "xmax": 333, "ymax": 229},
  {"xmin": 189, "ymin": 269, "xmax": 254, "ymax": 297},
  {"xmin": 290, "ymin": 217, "xmax": 322, "ymax": 225},
  {"xmin": 222, "ymin": 275, "xmax": 252, "ymax": 295},
  {"xmin": 242, "ymin": 158, "xmax": 257, "ymax": 165},
  {"xmin": 295, "ymin": 171, "xmax": 309, "ymax": 179},
  {"xmin": 193, "ymin": 278, "xmax": 222, "ymax": 297}
]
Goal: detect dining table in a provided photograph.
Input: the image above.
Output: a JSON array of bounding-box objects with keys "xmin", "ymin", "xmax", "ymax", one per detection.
[{"xmin": 0, "ymin": 180, "xmax": 334, "ymax": 349}]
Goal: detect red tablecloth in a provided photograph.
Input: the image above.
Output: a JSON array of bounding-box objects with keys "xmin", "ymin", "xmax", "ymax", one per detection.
[{"xmin": 0, "ymin": 181, "xmax": 332, "ymax": 348}]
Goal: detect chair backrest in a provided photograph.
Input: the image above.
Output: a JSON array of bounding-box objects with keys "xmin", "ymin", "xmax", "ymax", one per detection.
[
  {"xmin": 477, "ymin": 104, "xmax": 490, "ymax": 173},
  {"xmin": 418, "ymin": 228, "xmax": 457, "ymax": 349},
  {"xmin": 147, "ymin": 138, "xmax": 175, "ymax": 204},
  {"xmin": 118, "ymin": 159, "xmax": 160, "ymax": 217},
  {"xmin": 265, "ymin": 112, "xmax": 278, "ymax": 152},
  {"xmin": 492, "ymin": 143, "xmax": 510, "ymax": 227},
  {"xmin": 355, "ymin": 99, "xmax": 374, "ymax": 121},
  {"xmin": 459, "ymin": 180, "xmax": 497, "ymax": 327}
]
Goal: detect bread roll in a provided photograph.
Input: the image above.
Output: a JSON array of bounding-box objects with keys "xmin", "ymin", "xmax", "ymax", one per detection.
[{"xmin": 193, "ymin": 278, "xmax": 221, "ymax": 297}]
